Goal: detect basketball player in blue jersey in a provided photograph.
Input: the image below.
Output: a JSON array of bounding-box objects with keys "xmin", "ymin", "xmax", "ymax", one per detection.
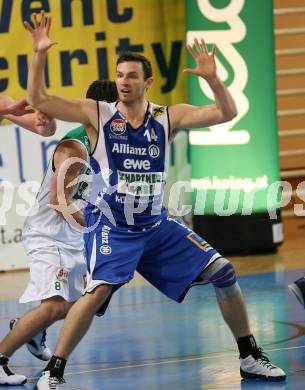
[
  {"xmin": 0, "ymin": 80, "xmax": 118, "ymax": 386},
  {"xmin": 24, "ymin": 12, "xmax": 285, "ymax": 389}
]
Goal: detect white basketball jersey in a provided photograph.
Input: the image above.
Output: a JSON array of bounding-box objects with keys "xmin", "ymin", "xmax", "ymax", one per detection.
[{"xmin": 22, "ymin": 126, "xmax": 91, "ymax": 253}]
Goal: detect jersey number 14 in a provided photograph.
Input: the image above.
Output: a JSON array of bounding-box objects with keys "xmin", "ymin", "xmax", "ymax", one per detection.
[{"xmin": 144, "ymin": 129, "xmax": 158, "ymax": 142}]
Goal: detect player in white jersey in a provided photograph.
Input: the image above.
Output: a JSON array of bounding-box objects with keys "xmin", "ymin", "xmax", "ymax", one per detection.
[
  {"xmin": 24, "ymin": 12, "xmax": 285, "ymax": 389},
  {"xmin": 0, "ymin": 80, "xmax": 118, "ymax": 386}
]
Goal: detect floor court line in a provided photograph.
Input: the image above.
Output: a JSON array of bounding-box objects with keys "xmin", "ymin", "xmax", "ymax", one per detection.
[
  {"xmin": 24, "ymin": 344, "xmax": 305, "ymax": 382},
  {"xmin": 1, "ymin": 267, "xmax": 305, "ymax": 389}
]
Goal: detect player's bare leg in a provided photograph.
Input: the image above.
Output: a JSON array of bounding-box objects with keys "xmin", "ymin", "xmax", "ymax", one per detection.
[
  {"xmin": 34, "ymin": 284, "xmax": 113, "ymax": 389},
  {"xmin": 55, "ymin": 285, "xmax": 112, "ymax": 358},
  {"xmin": 0, "ymin": 296, "xmax": 72, "ymax": 357},
  {"xmin": 0, "ymin": 297, "xmax": 72, "ymax": 386},
  {"xmin": 218, "ymin": 291, "xmax": 251, "ymax": 338},
  {"xmin": 200, "ymin": 258, "xmax": 286, "ymax": 381}
]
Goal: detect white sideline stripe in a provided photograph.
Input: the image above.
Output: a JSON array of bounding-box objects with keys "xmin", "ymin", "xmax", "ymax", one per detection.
[
  {"xmin": 279, "ymin": 129, "xmax": 305, "ymax": 137},
  {"xmin": 274, "ymin": 7, "xmax": 305, "ymax": 15},
  {"xmin": 281, "ymin": 169, "xmax": 305, "ymax": 178},
  {"xmin": 277, "ymin": 68, "xmax": 305, "ymax": 76},
  {"xmin": 280, "ymin": 149, "xmax": 305, "ymax": 157},
  {"xmin": 277, "ymin": 88, "xmax": 305, "ymax": 96},
  {"xmin": 276, "ymin": 48, "xmax": 305, "ymax": 55},
  {"xmin": 275, "ymin": 27, "xmax": 305, "ymax": 35},
  {"xmin": 278, "ymin": 108, "xmax": 305, "ymax": 117}
]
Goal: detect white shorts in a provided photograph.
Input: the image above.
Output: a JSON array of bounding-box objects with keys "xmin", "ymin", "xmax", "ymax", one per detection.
[{"xmin": 20, "ymin": 246, "xmax": 87, "ymax": 304}]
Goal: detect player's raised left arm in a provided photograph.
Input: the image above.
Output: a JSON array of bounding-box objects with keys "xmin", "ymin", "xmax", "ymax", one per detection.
[{"xmin": 168, "ymin": 38, "xmax": 237, "ymax": 140}]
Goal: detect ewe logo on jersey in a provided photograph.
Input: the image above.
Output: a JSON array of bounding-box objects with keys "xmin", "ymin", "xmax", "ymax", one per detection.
[
  {"xmin": 112, "ymin": 143, "xmax": 147, "ymax": 156},
  {"xmin": 123, "ymin": 158, "xmax": 151, "ymax": 170},
  {"xmin": 110, "ymin": 119, "xmax": 126, "ymax": 136}
]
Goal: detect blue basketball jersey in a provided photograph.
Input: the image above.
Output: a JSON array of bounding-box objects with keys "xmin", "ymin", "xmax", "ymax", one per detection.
[{"xmin": 89, "ymin": 101, "xmax": 170, "ymax": 227}]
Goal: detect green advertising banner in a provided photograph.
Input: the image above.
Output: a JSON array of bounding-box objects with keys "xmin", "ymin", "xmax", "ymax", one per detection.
[{"xmin": 185, "ymin": 0, "xmax": 280, "ymax": 217}]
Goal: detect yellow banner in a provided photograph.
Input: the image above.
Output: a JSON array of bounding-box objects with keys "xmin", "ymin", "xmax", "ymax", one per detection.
[{"xmin": 0, "ymin": 0, "xmax": 186, "ymax": 105}]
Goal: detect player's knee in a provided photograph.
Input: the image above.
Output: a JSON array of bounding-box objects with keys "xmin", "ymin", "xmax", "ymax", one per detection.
[
  {"xmin": 41, "ymin": 296, "xmax": 69, "ymax": 320},
  {"xmin": 90, "ymin": 284, "xmax": 112, "ymax": 304},
  {"xmin": 208, "ymin": 258, "xmax": 237, "ymax": 288},
  {"xmin": 97, "ymin": 283, "xmax": 112, "ymax": 297},
  {"xmin": 200, "ymin": 257, "xmax": 241, "ymax": 299}
]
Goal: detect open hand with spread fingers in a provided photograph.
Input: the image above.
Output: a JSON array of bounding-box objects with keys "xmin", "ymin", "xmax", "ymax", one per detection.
[
  {"xmin": 24, "ymin": 10, "xmax": 57, "ymax": 53},
  {"xmin": 184, "ymin": 38, "xmax": 217, "ymax": 81}
]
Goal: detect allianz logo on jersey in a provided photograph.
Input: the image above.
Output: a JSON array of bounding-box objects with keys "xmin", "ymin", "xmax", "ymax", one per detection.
[
  {"xmin": 112, "ymin": 143, "xmax": 147, "ymax": 156},
  {"xmin": 100, "ymin": 225, "xmax": 112, "ymax": 255},
  {"xmin": 112, "ymin": 143, "xmax": 160, "ymax": 159}
]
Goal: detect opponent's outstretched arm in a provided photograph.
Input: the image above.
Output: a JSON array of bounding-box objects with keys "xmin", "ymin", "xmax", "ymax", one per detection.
[
  {"xmin": 25, "ymin": 11, "xmax": 97, "ymax": 131},
  {"xmin": 0, "ymin": 95, "xmax": 33, "ymax": 116},
  {"xmin": 50, "ymin": 141, "xmax": 88, "ymax": 227},
  {"xmin": 4, "ymin": 111, "xmax": 56, "ymax": 136},
  {"xmin": 168, "ymin": 39, "xmax": 238, "ymax": 140},
  {"xmin": 0, "ymin": 95, "xmax": 56, "ymax": 135}
]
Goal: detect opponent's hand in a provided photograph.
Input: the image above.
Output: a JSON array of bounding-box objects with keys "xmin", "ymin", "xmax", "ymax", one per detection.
[
  {"xmin": 3, "ymin": 98, "xmax": 34, "ymax": 116},
  {"xmin": 184, "ymin": 38, "xmax": 217, "ymax": 81},
  {"xmin": 24, "ymin": 10, "xmax": 57, "ymax": 53}
]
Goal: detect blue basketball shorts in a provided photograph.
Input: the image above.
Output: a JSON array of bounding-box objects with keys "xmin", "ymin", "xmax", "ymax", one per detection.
[{"xmin": 84, "ymin": 213, "xmax": 221, "ymax": 314}]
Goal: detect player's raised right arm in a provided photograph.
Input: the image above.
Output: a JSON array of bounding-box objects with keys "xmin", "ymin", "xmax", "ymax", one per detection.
[
  {"xmin": 27, "ymin": 51, "xmax": 96, "ymax": 125},
  {"xmin": 25, "ymin": 11, "xmax": 98, "ymax": 129}
]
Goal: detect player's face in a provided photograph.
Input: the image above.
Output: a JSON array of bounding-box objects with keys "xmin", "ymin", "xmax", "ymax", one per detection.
[{"xmin": 116, "ymin": 61, "xmax": 152, "ymax": 103}]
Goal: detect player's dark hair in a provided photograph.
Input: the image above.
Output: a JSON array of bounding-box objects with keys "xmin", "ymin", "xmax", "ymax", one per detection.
[
  {"xmin": 86, "ymin": 80, "xmax": 118, "ymax": 102},
  {"xmin": 116, "ymin": 52, "xmax": 153, "ymax": 80}
]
